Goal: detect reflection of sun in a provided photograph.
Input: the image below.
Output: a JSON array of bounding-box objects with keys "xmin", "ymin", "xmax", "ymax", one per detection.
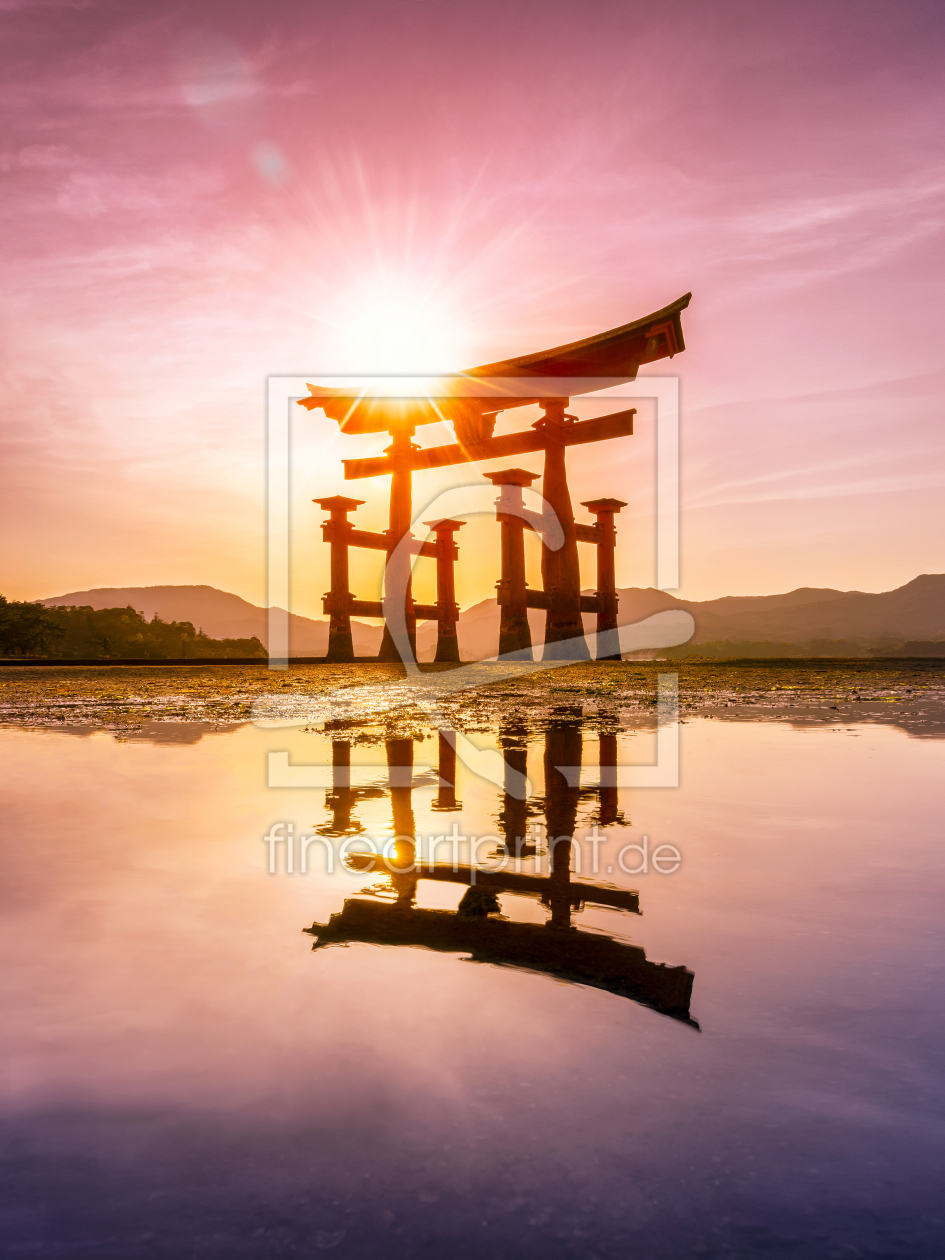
[{"xmin": 333, "ymin": 279, "xmax": 467, "ymax": 374}]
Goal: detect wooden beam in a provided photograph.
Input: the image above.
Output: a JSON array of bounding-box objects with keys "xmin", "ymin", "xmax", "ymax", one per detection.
[
  {"xmin": 323, "ymin": 522, "xmax": 438, "ymax": 558},
  {"xmin": 524, "ymin": 589, "xmax": 551, "ymax": 611},
  {"xmin": 348, "ymin": 599, "xmax": 384, "ymax": 618},
  {"xmin": 342, "ymin": 408, "xmax": 636, "ymax": 481},
  {"xmin": 417, "ymin": 864, "xmax": 640, "ymax": 913},
  {"xmin": 327, "ymin": 597, "xmax": 443, "ymax": 621},
  {"xmin": 412, "ymin": 603, "xmax": 440, "ymax": 621},
  {"xmin": 514, "ymin": 589, "xmax": 599, "ymax": 612}
]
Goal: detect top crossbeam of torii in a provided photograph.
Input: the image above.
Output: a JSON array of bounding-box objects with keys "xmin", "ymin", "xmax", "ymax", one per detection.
[{"xmin": 298, "ymin": 293, "xmax": 691, "ymax": 479}]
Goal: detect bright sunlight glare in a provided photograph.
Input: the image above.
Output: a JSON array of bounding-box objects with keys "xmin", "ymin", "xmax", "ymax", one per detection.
[{"xmin": 331, "ymin": 280, "xmax": 468, "ymax": 374}]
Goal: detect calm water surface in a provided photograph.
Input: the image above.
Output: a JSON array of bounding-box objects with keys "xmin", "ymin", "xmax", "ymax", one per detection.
[{"xmin": 1, "ymin": 712, "xmax": 943, "ymax": 1258}]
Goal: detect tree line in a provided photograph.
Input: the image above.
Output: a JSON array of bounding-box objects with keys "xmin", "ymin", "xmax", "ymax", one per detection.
[{"xmin": 0, "ymin": 597, "xmax": 266, "ymax": 659}]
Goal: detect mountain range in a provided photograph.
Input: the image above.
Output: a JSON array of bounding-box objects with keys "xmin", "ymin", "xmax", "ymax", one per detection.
[{"xmin": 41, "ymin": 575, "xmax": 945, "ymax": 658}]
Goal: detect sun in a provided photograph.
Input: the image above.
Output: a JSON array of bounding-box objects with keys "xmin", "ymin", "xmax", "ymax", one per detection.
[{"xmin": 332, "ymin": 279, "xmax": 467, "ymax": 374}]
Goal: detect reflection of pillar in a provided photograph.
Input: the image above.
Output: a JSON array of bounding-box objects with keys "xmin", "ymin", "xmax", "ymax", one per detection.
[
  {"xmin": 484, "ymin": 469, "xmax": 538, "ymax": 660},
  {"xmin": 386, "ymin": 738, "xmax": 417, "ymax": 906},
  {"xmin": 313, "ymin": 496, "xmax": 365, "ymax": 663},
  {"xmin": 598, "ymin": 733, "xmax": 619, "ymax": 827},
  {"xmin": 432, "ymin": 729, "xmax": 462, "ymax": 812},
  {"xmin": 331, "ymin": 738, "xmax": 351, "ymax": 789},
  {"xmin": 581, "ymin": 498, "xmax": 627, "ymax": 661},
  {"xmin": 536, "ymin": 403, "xmax": 589, "ymax": 660},
  {"xmin": 378, "ymin": 425, "xmax": 418, "ymax": 662},
  {"xmin": 544, "ymin": 718, "xmax": 583, "ymax": 929},
  {"xmin": 424, "ymin": 519, "xmax": 464, "ymax": 664},
  {"xmin": 386, "ymin": 739, "xmax": 415, "ymax": 806},
  {"xmin": 498, "ymin": 722, "xmax": 530, "ymax": 856},
  {"xmin": 321, "ymin": 738, "xmax": 361, "ymax": 836}
]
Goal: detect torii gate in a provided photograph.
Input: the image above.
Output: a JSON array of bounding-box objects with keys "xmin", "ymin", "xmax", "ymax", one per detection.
[{"xmin": 299, "ymin": 292, "xmax": 690, "ymax": 662}]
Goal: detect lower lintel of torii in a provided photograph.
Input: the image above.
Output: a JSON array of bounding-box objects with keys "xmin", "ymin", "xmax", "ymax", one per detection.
[{"xmin": 341, "ymin": 407, "xmax": 635, "ymax": 481}]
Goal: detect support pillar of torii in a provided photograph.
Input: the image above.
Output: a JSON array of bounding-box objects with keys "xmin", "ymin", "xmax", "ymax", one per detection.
[
  {"xmin": 313, "ymin": 494, "xmax": 465, "ymax": 664},
  {"xmin": 485, "ymin": 470, "xmax": 628, "ymax": 663},
  {"xmin": 424, "ymin": 519, "xmax": 464, "ymax": 664},
  {"xmin": 581, "ymin": 497, "xmax": 627, "ymax": 661},
  {"xmin": 313, "ymin": 494, "xmax": 364, "ymax": 663}
]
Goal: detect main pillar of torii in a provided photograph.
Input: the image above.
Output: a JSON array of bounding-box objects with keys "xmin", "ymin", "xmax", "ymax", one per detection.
[
  {"xmin": 376, "ymin": 424, "xmax": 417, "ymax": 662},
  {"xmin": 535, "ymin": 401, "xmax": 587, "ymax": 657}
]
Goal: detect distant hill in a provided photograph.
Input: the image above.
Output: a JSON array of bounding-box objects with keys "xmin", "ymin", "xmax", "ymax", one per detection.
[
  {"xmin": 43, "ymin": 575, "xmax": 945, "ymax": 660},
  {"xmin": 415, "ymin": 575, "xmax": 945, "ymax": 658},
  {"xmin": 41, "ymin": 585, "xmax": 384, "ymax": 657},
  {"xmin": 683, "ymin": 574, "xmax": 945, "ymax": 644}
]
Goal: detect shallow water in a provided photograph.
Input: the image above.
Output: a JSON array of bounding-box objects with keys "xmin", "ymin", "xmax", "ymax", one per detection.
[{"xmin": 1, "ymin": 699, "xmax": 944, "ymax": 1258}]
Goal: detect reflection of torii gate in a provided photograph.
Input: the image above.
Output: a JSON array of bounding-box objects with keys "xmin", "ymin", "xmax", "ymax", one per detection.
[
  {"xmin": 300, "ymin": 293, "xmax": 690, "ymax": 664},
  {"xmin": 305, "ymin": 720, "xmax": 696, "ymax": 1024}
]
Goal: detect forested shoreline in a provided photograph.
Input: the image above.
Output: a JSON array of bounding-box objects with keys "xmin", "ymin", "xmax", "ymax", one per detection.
[{"xmin": 0, "ymin": 596, "xmax": 265, "ymax": 659}]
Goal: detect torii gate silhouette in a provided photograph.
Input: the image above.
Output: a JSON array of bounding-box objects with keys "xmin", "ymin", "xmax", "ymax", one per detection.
[{"xmin": 299, "ymin": 292, "xmax": 690, "ymax": 664}]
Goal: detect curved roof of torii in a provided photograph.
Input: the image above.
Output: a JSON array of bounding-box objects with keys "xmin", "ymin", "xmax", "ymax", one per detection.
[
  {"xmin": 299, "ymin": 292, "xmax": 691, "ymax": 434},
  {"xmin": 466, "ymin": 290, "xmax": 691, "ymax": 378}
]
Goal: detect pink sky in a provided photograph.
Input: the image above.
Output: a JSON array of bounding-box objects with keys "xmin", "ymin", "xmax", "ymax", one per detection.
[{"xmin": 1, "ymin": 0, "xmax": 943, "ymax": 614}]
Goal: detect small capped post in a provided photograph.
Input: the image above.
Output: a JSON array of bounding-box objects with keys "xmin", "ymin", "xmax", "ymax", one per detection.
[
  {"xmin": 423, "ymin": 518, "xmax": 466, "ymax": 664},
  {"xmin": 580, "ymin": 497, "xmax": 627, "ymax": 661},
  {"xmin": 313, "ymin": 495, "xmax": 365, "ymax": 662}
]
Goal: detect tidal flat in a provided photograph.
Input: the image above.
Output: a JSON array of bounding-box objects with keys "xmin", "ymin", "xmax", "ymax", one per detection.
[{"xmin": 2, "ymin": 658, "xmax": 944, "ymax": 738}]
